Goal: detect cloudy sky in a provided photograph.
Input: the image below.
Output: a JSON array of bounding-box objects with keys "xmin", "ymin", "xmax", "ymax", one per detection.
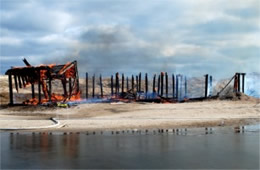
[{"xmin": 0, "ymin": 0, "xmax": 259, "ymax": 78}]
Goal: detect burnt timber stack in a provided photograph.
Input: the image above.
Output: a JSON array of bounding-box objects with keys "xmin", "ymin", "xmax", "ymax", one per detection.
[{"xmin": 5, "ymin": 59, "xmax": 80, "ymax": 105}]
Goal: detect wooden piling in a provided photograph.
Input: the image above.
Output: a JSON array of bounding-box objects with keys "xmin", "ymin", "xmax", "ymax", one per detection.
[
  {"xmin": 205, "ymin": 74, "xmax": 208, "ymax": 98},
  {"xmin": 241, "ymin": 73, "xmax": 246, "ymax": 93},
  {"xmin": 116, "ymin": 72, "xmax": 119, "ymax": 95},
  {"xmin": 92, "ymin": 74, "xmax": 95, "ymax": 98},
  {"xmin": 14, "ymin": 74, "xmax": 18, "ymax": 92},
  {"xmin": 31, "ymin": 83, "xmax": 35, "ymax": 98},
  {"xmin": 138, "ymin": 72, "xmax": 141, "ymax": 92},
  {"xmin": 8, "ymin": 74, "xmax": 13, "ymax": 105},
  {"xmin": 131, "ymin": 75, "xmax": 134, "ymax": 92},
  {"xmin": 157, "ymin": 75, "xmax": 160, "ymax": 95},
  {"xmin": 100, "ymin": 74, "xmax": 103, "ymax": 98},
  {"xmin": 111, "ymin": 75, "xmax": 114, "ymax": 95},
  {"xmin": 126, "ymin": 77, "xmax": 129, "ymax": 91},
  {"xmin": 86, "ymin": 72, "xmax": 88, "ymax": 99},
  {"xmin": 48, "ymin": 76, "xmax": 52, "ymax": 102},
  {"xmin": 165, "ymin": 72, "xmax": 168, "ymax": 98},
  {"xmin": 145, "ymin": 73, "xmax": 148, "ymax": 94},
  {"xmin": 153, "ymin": 74, "xmax": 156, "ymax": 93},
  {"xmin": 69, "ymin": 78, "xmax": 72, "ymax": 96},
  {"xmin": 161, "ymin": 72, "xmax": 164, "ymax": 96},
  {"xmin": 38, "ymin": 71, "xmax": 41, "ymax": 104},
  {"xmin": 18, "ymin": 75, "xmax": 22, "ymax": 88},
  {"xmin": 172, "ymin": 74, "xmax": 175, "ymax": 99},
  {"xmin": 237, "ymin": 73, "xmax": 241, "ymax": 92},
  {"xmin": 184, "ymin": 76, "xmax": 187, "ymax": 98},
  {"xmin": 122, "ymin": 73, "xmax": 124, "ymax": 93},
  {"xmin": 176, "ymin": 75, "xmax": 178, "ymax": 99},
  {"xmin": 136, "ymin": 75, "xmax": 138, "ymax": 92}
]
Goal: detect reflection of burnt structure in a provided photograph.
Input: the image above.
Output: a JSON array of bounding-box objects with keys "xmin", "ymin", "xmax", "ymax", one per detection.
[{"xmin": 5, "ymin": 59, "xmax": 80, "ymax": 105}]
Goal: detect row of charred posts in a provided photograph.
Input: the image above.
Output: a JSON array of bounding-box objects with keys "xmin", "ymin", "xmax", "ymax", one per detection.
[{"xmin": 5, "ymin": 59, "xmax": 246, "ymax": 105}]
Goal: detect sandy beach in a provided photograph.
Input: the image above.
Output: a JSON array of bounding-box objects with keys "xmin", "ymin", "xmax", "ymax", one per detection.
[{"xmin": 0, "ymin": 99, "xmax": 259, "ymax": 132}]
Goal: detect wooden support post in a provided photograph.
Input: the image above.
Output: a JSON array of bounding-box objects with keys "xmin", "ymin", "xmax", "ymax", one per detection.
[
  {"xmin": 172, "ymin": 74, "xmax": 175, "ymax": 99},
  {"xmin": 18, "ymin": 75, "xmax": 22, "ymax": 88},
  {"xmin": 31, "ymin": 83, "xmax": 35, "ymax": 98},
  {"xmin": 237, "ymin": 73, "xmax": 241, "ymax": 92},
  {"xmin": 8, "ymin": 74, "xmax": 13, "ymax": 105},
  {"xmin": 92, "ymin": 74, "xmax": 95, "ymax": 98},
  {"xmin": 205, "ymin": 74, "xmax": 208, "ymax": 98},
  {"xmin": 241, "ymin": 73, "xmax": 246, "ymax": 93},
  {"xmin": 136, "ymin": 75, "xmax": 138, "ymax": 92},
  {"xmin": 153, "ymin": 74, "xmax": 156, "ymax": 93},
  {"xmin": 69, "ymin": 78, "xmax": 72, "ymax": 96},
  {"xmin": 176, "ymin": 75, "xmax": 179, "ymax": 99},
  {"xmin": 234, "ymin": 73, "xmax": 238, "ymax": 92},
  {"xmin": 138, "ymin": 72, "xmax": 141, "ymax": 92},
  {"xmin": 48, "ymin": 76, "xmax": 52, "ymax": 102},
  {"xmin": 161, "ymin": 72, "xmax": 164, "ymax": 96},
  {"xmin": 62, "ymin": 78, "xmax": 67, "ymax": 97},
  {"xmin": 38, "ymin": 71, "xmax": 41, "ymax": 104},
  {"xmin": 131, "ymin": 75, "xmax": 134, "ymax": 92},
  {"xmin": 184, "ymin": 76, "xmax": 187, "ymax": 98},
  {"xmin": 157, "ymin": 75, "xmax": 160, "ymax": 95},
  {"xmin": 145, "ymin": 73, "xmax": 148, "ymax": 94},
  {"xmin": 86, "ymin": 73, "xmax": 88, "ymax": 99},
  {"xmin": 122, "ymin": 73, "xmax": 124, "ymax": 93},
  {"xmin": 116, "ymin": 72, "xmax": 119, "ymax": 96},
  {"xmin": 165, "ymin": 72, "xmax": 168, "ymax": 98},
  {"xmin": 209, "ymin": 75, "xmax": 212, "ymax": 97},
  {"xmin": 14, "ymin": 74, "xmax": 18, "ymax": 92},
  {"xmin": 111, "ymin": 75, "xmax": 114, "ymax": 95},
  {"xmin": 180, "ymin": 75, "xmax": 183, "ymax": 99},
  {"xmin": 126, "ymin": 77, "xmax": 129, "ymax": 91},
  {"xmin": 100, "ymin": 74, "xmax": 103, "ymax": 98}
]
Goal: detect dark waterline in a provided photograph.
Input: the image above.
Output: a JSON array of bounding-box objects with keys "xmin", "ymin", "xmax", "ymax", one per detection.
[{"xmin": 1, "ymin": 131, "xmax": 259, "ymax": 169}]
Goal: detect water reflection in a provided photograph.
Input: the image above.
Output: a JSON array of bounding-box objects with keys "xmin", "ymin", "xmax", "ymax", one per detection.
[{"xmin": 1, "ymin": 131, "xmax": 260, "ymax": 169}]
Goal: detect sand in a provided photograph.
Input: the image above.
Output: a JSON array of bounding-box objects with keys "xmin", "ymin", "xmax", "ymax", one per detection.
[{"xmin": 0, "ymin": 100, "xmax": 259, "ymax": 131}]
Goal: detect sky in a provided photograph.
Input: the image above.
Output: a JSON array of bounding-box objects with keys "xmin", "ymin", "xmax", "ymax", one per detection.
[{"xmin": 0, "ymin": 0, "xmax": 259, "ymax": 79}]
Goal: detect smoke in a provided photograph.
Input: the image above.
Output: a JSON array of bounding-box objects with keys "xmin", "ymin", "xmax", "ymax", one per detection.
[{"xmin": 245, "ymin": 72, "xmax": 260, "ymax": 98}]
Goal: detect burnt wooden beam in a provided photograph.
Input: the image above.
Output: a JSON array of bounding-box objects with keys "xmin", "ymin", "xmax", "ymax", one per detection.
[
  {"xmin": 122, "ymin": 73, "xmax": 125, "ymax": 93},
  {"xmin": 165, "ymin": 72, "xmax": 168, "ymax": 98},
  {"xmin": 184, "ymin": 76, "xmax": 187, "ymax": 98},
  {"xmin": 14, "ymin": 74, "xmax": 18, "ymax": 92},
  {"xmin": 100, "ymin": 74, "xmax": 103, "ymax": 98},
  {"xmin": 234, "ymin": 73, "xmax": 238, "ymax": 92},
  {"xmin": 111, "ymin": 75, "xmax": 114, "ymax": 95},
  {"xmin": 205, "ymin": 74, "xmax": 208, "ymax": 98},
  {"xmin": 161, "ymin": 72, "xmax": 164, "ymax": 96},
  {"xmin": 21, "ymin": 76, "xmax": 26, "ymax": 87},
  {"xmin": 48, "ymin": 77, "xmax": 52, "ymax": 102},
  {"xmin": 209, "ymin": 75, "xmax": 212, "ymax": 97},
  {"xmin": 23, "ymin": 58, "xmax": 31, "ymax": 66},
  {"xmin": 241, "ymin": 73, "xmax": 246, "ymax": 93},
  {"xmin": 69, "ymin": 78, "xmax": 72, "ymax": 97},
  {"xmin": 153, "ymin": 74, "xmax": 156, "ymax": 93},
  {"xmin": 92, "ymin": 74, "xmax": 95, "ymax": 98},
  {"xmin": 237, "ymin": 73, "xmax": 241, "ymax": 92},
  {"xmin": 116, "ymin": 72, "xmax": 119, "ymax": 96},
  {"xmin": 172, "ymin": 74, "xmax": 175, "ymax": 99},
  {"xmin": 38, "ymin": 71, "xmax": 41, "ymax": 104},
  {"xmin": 8, "ymin": 74, "xmax": 13, "ymax": 105},
  {"xmin": 136, "ymin": 75, "xmax": 138, "ymax": 92},
  {"xmin": 138, "ymin": 72, "xmax": 141, "ymax": 92},
  {"xmin": 18, "ymin": 75, "xmax": 22, "ymax": 88},
  {"xmin": 157, "ymin": 75, "xmax": 160, "ymax": 95},
  {"xmin": 176, "ymin": 75, "xmax": 179, "ymax": 99},
  {"xmin": 31, "ymin": 83, "xmax": 35, "ymax": 98},
  {"xmin": 86, "ymin": 73, "xmax": 88, "ymax": 99},
  {"xmin": 126, "ymin": 77, "xmax": 129, "ymax": 91},
  {"xmin": 145, "ymin": 73, "xmax": 148, "ymax": 94},
  {"xmin": 131, "ymin": 75, "xmax": 134, "ymax": 92}
]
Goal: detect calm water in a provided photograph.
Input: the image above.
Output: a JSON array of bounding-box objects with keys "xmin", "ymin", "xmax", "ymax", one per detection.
[{"xmin": 0, "ymin": 128, "xmax": 259, "ymax": 169}]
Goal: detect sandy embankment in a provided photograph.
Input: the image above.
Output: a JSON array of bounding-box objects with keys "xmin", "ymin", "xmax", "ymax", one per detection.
[{"xmin": 0, "ymin": 100, "xmax": 259, "ymax": 132}]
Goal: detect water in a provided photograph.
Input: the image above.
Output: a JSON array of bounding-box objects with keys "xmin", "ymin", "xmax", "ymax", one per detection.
[{"xmin": 1, "ymin": 128, "xmax": 259, "ymax": 169}]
